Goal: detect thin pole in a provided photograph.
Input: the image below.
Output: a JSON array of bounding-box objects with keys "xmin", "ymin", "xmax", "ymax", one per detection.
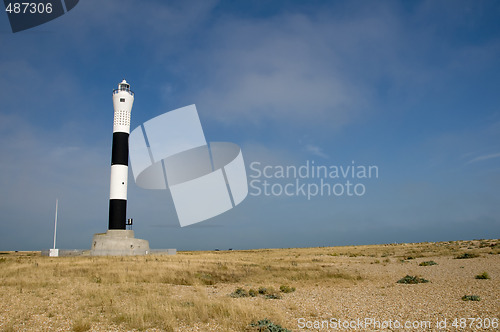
[{"xmin": 53, "ymin": 199, "xmax": 58, "ymax": 249}]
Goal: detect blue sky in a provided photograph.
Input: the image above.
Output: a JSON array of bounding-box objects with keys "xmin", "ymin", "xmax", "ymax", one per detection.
[{"xmin": 0, "ymin": 0, "xmax": 499, "ymax": 251}]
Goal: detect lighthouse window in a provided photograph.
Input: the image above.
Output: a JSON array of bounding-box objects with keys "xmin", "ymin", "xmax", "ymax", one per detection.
[{"xmin": 120, "ymin": 98, "xmax": 125, "ymax": 102}]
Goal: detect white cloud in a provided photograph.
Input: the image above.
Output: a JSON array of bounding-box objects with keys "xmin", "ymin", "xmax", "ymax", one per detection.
[
  {"xmin": 49, "ymin": 0, "xmax": 219, "ymax": 58},
  {"xmin": 467, "ymin": 152, "xmax": 500, "ymax": 164},
  {"xmin": 192, "ymin": 13, "xmax": 371, "ymax": 127},
  {"xmin": 304, "ymin": 144, "xmax": 329, "ymax": 159}
]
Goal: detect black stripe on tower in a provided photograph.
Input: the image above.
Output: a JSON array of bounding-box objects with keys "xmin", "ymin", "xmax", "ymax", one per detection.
[
  {"xmin": 111, "ymin": 132, "xmax": 129, "ymax": 166},
  {"xmin": 109, "ymin": 199, "xmax": 127, "ymax": 230}
]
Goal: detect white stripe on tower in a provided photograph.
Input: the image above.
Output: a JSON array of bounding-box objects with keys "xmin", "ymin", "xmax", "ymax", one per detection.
[{"xmin": 109, "ymin": 80, "xmax": 134, "ymax": 230}]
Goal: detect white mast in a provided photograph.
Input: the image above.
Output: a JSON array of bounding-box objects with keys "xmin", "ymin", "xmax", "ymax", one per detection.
[{"xmin": 53, "ymin": 199, "xmax": 58, "ymax": 249}]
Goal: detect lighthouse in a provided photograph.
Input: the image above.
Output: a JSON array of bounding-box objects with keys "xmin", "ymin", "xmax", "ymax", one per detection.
[
  {"xmin": 90, "ymin": 79, "xmax": 150, "ymax": 256},
  {"xmin": 109, "ymin": 80, "xmax": 133, "ymax": 230}
]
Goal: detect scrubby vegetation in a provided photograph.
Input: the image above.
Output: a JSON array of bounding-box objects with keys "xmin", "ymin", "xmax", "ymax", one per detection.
[
  {"xmin": 230, "ymin": 285, "xmax": 295, "ymax": 300},
  {"xmin": 419, "ymin": 261, "xmax": 438, "ymax": 266},
  {"xmin": 230, "ymin": 287, "xmax": 248, "ymax": 298},
  {"xmin": 475, "ymin": 272, "xmax": 490, "ymax": 280},
  {"xmin": 397, "ymin": 275, "xmax": 429, "ymax": 284},
  {"xmin": 455, "ymin": 253, "xmax": 479, "ymax": 259},
  {"xmin": 279, "ymin": 285, "xmax": 296, "ymax": 293},
  {"xmin": 249, "ymin": 318, "xmax": 291, "ymax": 331},
  {"xmin": 462, "ymin": 295, "xmax": 481, "ymax": 301}
]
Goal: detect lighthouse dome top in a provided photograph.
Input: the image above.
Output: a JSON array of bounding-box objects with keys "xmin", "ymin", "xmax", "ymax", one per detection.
[
  {"xmin": 113, "ymin": 79, "xmax": 134, "ymax": 96},
  {"xmin": 119, "ymin": 79, "xmax": 130, "ymax": 89}
]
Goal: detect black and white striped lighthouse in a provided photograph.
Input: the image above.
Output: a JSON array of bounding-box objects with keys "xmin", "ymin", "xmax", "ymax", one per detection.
[{"xmin": 109, "ymin": 80, "xmax": 134, "ymax": 230}]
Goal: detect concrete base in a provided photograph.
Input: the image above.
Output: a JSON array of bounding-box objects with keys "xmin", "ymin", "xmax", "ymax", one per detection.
[
  {"xmin": 42, "ymin": 249, "xmax": 88, "ymax": 257},
  {"xmin": 150, "ymin": 249, "xmax": 177, "ymax": 255},
  {"xmin": 90, "ymin": 230, "xmax": 150, "ymax": 256}
]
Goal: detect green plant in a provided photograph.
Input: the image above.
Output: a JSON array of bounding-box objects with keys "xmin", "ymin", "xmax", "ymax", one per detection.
[
  {"xmin": 455, "ymin": 253, "xmax": 479, "ymax": 259},
  {"xmin": 230, "ymin": 287, "xmax": 248, "ymax": 298},
  {"xmin": 255, "ymin": 287, "xmax": 281, "ymax": 299},
  {"xmin": 265, "ymin": 294, "xmax": 282, "ymax": 300},
  {"xmin": 462, "ymin": 295, "xmax": 480, "ymax": 301},
  {"xmin": 249, "ymin": 319, "xmax": 291, "ymax": 331},
  {"xmin": 279, "ymin": 285, "xmax": 295, "ymax": 293},
  {"xmin": 419, "ymin": 261, "xmax": 438, "ymax": 266},
  {"xmin": 397, "ymin": 275, "xmax": 429, "ymax": 284},
  {"xmin": 248, "ymin": 289, "xmax": 257, "ymax": 297},
  {"xmin": 475, "ymin": 272, "xmax": 490, "ymax": 280}
]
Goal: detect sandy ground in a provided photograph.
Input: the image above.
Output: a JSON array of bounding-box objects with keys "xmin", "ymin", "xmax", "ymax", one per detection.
[
  {"xmin": 0, "ymin": 241, "xmax": 498, "ymax": 331},
  {"xmin": 251, "ymin": 255, "xmax": 498, "ymax": 331},
  {"xmin": 188, "ymin": 254, "xmax": 499, "ymax": 331}
]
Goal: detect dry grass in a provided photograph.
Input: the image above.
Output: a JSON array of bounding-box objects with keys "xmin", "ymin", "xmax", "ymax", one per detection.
[{"xmin": 0, "ymin": 239, "xmax": 498, "ymax": 331}]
